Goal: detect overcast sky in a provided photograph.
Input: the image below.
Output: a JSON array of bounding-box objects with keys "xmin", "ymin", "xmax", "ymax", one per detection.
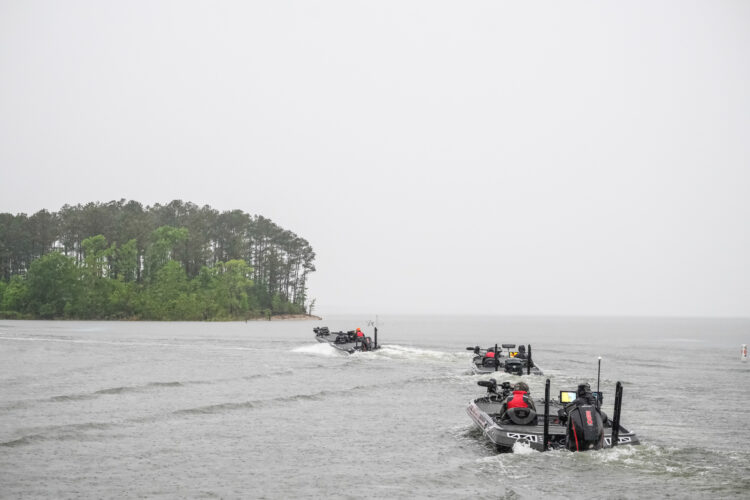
[{"xmin": 1, "ymin": 1, "xmax": 748, "ymax": 316}]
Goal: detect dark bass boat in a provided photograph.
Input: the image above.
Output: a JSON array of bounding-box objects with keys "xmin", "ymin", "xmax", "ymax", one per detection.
[
  {"xmin": 466, "ymin": 378, "xmax": 639, "ymax": 452},
  {"xmin": 313, "ymin": 326, "xmax": 380, "ymax": 353},
  {"xmin": 467, "ymin": 344, "xmax": 543, "ymax": 375}
]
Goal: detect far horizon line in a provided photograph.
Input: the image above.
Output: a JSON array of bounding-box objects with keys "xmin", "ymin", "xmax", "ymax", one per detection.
[{"xmin": 314, "ymin": 311, "xmax": 750, "ymax": 320}]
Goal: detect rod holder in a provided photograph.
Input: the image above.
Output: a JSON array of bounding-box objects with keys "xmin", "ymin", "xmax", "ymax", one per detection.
[
  {"xmin": 527, "ymin": 344, "xmax": 532, "ymax": 375},
  {"xmin": 611, "ymin": 381, "xmax": 623, "ymax": 447},
  {"xmin": 543, "ymin": 378, "xmax": 550, "ymax": 451}
]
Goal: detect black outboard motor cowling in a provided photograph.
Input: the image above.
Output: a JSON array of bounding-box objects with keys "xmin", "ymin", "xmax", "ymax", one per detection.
[
  {"xmin": 566, "ymin": 404, "xmax": 604, "ymax": 451},
  {"xmin": 504, "ymin": 359, "xmax": 523, "ymax": 375},
  {"xmin": 482, "ymin": 357, "xmax": 497, "ymax": 367},
  {"xmin": 361, "ymin": 337, "xmax": 373, "ymax": 351}
]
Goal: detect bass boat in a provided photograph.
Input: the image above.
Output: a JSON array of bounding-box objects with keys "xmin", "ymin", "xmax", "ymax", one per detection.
[
  {"xmin": 467, "ymin": 344, "xmax": 543, "ymax": 375},
  {"xmin": 313, "ymin": 326, "xmax": 379, "ymax": 353},
  {"xmin": 466, "ymin": 378, "xmax": 639, "ymax": 452}
]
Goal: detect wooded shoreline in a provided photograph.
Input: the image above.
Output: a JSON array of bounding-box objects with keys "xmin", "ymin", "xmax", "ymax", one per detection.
[
  {"xmin": 0, "ymin": 200, "xmax": 317, "ymax": 321},
  {"xmin": 0, "ymin": 314, "xmax": 323, "ymax": 321}
]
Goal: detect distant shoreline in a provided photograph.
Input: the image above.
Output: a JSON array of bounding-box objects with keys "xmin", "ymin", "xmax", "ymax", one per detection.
[
  {"xmin": 249, "ymin": 314, "xmax": 322, "ymax": 321},
  {"xmin": 0, "ymin": 314, "xmax": 323, "ymax": 322}
]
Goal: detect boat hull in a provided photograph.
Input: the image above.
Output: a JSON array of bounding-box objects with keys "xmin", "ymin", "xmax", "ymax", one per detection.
[{"xmin": 466, "ymin": 397, "xmax": 639, "ymax": 452}]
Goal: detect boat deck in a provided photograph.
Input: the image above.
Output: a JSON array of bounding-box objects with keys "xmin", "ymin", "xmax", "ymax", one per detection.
[
  {"xmin": 473, "ymin": 397, "xmax": 630, "ymax": 439},
  {"xmin": 471, "ymin": 357, "xmax": 544, "ymax": 375}
]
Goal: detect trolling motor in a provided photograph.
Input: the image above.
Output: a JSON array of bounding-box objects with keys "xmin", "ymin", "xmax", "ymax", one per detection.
[
  {"xmin": 477, "ymin": 378, "xmax": 498, "ymax": 394},
  {"xmin": 477, "ymin": 379, "xmax": 512, "ymax": 399},
  {"xmin": 560, "ymin": 383, "xmax": 605, "ymax": 451}
]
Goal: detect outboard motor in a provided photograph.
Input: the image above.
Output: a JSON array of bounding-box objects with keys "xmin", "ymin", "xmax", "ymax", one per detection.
[
  {"xmin": 361, "ymin": 337, "xmax": 373, "ymax": 351},
  {"xmin": 565, "ymin": 405, "xmax": 604, "ymax": 451},
  {"xmin": 504, "ymin": 358, "xmax": 523, "ymax": 375},
  {"xmin": 482, "ymin": 356, "xmax": 498, "ymax": 367},
  {"xmin": 334, "ymin": 333, "xmax": 349, "ymax": 344},
  {"xmin": 313, "ymin": 326, "xmax": 330, "ymax": 335},
  {"xmin": 564, "ymin": 384, "xmax": 604, "ymax": 451}
]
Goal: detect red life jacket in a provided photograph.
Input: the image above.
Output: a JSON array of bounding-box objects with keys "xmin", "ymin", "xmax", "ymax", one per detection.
[
  {"xmin": 485, "ymin": 351, "xmax": 495, "ymax": 358},
  {"xmin": 507, "ymin": 390, "xmax": 529, "ymax": 409},
  {"xmin": 356, "ymin": 330, "xmax": 364, "ymax": 337}
]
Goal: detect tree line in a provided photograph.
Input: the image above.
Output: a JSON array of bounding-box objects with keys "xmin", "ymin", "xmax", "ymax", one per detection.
[{"xmin": 0, "ymin": 200, "xmax": 316, "ymax": 320}]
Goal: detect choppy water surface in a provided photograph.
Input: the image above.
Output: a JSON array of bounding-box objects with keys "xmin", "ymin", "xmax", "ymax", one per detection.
[{"xmin": 1, "ymin": 316, "xmax": 749, "ymax": 499}]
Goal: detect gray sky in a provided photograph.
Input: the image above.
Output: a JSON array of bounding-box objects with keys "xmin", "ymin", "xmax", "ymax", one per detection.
[{"xmin": 1, "ymin": 1, "xmax": 749, "ymax": 316}]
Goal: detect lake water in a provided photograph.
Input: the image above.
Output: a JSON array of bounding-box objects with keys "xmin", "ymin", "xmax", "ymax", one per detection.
[{"xmin": 1, "ymin": 316, "xmax": 749, "ymax": 499}]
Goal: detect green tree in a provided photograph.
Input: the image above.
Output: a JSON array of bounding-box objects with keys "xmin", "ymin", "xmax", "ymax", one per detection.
[
  {"xmin": 107, "ymin": 279, "xmax": 139, "ymax": 319},
  {"xmin": 144, "ymin": 226, "xmax": 189, "ymax": 283},
  {"xmin": 139, "ymin": 260, "xmax": 199, "ymax": 320},
  {"xmin": 26, "ymin": 252, "xmax": 80, "ymax": 318},
  {"xmin": 72, "ymin": 235, "xmax": 118, "ymax": 318},
  {"xmin": 81, "ymin": 235, "xmax": 113, "ymax": 278},
  {"xmin": 0, "ymin": 275, "xmax": 29, "ymax": 314},
  {"xmin": 111, "ymin": 239, "xmax": 138, "ymax": 282},
  {"xmin": 213, "ymin": 260, "xmax": 254, "ymax": 317}
]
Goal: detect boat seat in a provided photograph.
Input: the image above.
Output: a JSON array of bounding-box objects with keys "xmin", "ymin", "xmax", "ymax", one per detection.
[
  {"xmin": 505, "ymin": 407, "xmax": 537, "ymax": 425},
  {"xmin": 482, "ymin": 357, "xmax": 498, "ymax": 367}
]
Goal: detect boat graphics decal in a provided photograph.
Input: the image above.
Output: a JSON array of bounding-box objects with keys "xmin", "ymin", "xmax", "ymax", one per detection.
[
  {"xmin": 467, "ymin": 404, "xmax": 493, "ymax": 429},
  {"xmin": 604, "ymin": 436, "xmax": 633, "ymax": 446},
  {"xmin": 506, "ymin": 432, "xmax": 540, "ymax": 443}
]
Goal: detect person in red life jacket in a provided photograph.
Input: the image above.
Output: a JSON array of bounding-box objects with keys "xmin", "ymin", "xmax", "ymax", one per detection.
[
  {"xmin": 499, "ymin": 381, "xmax": 536, "ymax": 420},
  {"xmin": 355, "ymin": 327, "xmax": 367, "ymax": 350},
  {"xmin": 484, "ymin": 349, "xmax": 496, "ymax": 359}
]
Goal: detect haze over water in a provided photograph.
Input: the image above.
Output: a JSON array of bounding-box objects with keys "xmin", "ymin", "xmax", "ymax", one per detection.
[{"xmin": 1, "ymin": 316, "xmax": 749, "ymax": 498}]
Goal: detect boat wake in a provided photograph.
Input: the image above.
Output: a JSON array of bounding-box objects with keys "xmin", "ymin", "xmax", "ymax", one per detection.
[
  {"xmin": 365, "ymin": 345, "xmax": 465, "ymax": 363},
  {"xmin": 291, "ymin": 343, "xmax": 342, "ymax": 357}
]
